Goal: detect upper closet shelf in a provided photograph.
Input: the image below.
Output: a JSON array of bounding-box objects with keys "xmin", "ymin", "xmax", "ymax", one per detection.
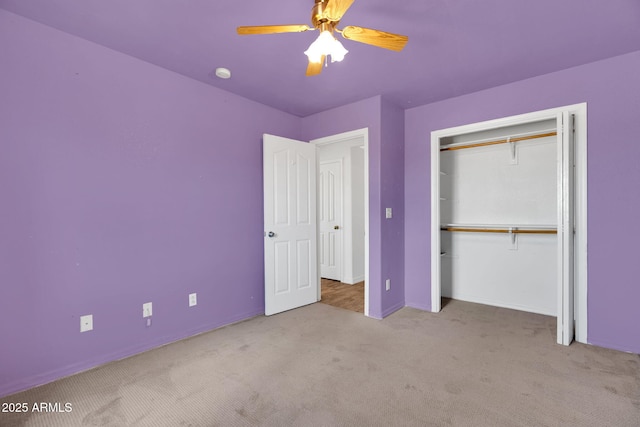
[
  {"xmin": 441, "ymin": 223, "xmax": 557, "ymax": 234},
  {"xmin": 440, "ymin": 129, "xmax": 557, "ymax": 152}
]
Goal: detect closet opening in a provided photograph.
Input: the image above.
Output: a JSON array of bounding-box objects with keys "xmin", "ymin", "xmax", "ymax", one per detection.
[{"xmin": 430, "ymin": 104, "xmax": 587, "ymax": 346}]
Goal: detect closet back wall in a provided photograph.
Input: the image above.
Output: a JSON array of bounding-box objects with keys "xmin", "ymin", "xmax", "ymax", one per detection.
[
  {"xmin": 0, "ymin": 10, "xmax": 301, "ymax": 398},
  {"xmin": 439, "ymin": 120, "xmax": 558, "ymax": 316},
  {"xmin": 405, "ymin": 50, "xmax": 640, "ymax": 354}
]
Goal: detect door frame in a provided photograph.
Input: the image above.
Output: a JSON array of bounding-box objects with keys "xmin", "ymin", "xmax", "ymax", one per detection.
[
  {"xmin": 429, "ymin": 103, "xmax": 588, "ymax": 344},
  {"xmin": 311, "ymin": 128, "xmax": 370, "ymax": 317}
]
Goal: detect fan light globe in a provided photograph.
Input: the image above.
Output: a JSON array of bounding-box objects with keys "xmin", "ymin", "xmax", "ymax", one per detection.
[{"xmin": 304, "ymin": 31, "xmax": 349, "ymax": 64}]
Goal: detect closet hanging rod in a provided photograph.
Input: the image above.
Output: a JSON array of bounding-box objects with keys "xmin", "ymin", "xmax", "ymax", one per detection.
[
  {"xmin": 441, "ymin": 227, "xmax": 557, "ymax": 234},
  {"xmin": 440, "ymin": 131, "xmax": 557, "ymax": 152}
]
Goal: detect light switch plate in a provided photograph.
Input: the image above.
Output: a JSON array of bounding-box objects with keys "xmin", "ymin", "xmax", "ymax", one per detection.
[{"xmin": 189, "ymin": 293, "xmax": 197, "ymax": 307}]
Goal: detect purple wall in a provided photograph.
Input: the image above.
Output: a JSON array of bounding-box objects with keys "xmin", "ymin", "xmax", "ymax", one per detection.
[
  {"xmin": 380, "ymin": 100, "xmax": 405, "ymax": 316},
  {"xmin": 301, "ymin": 97, "xmax": 406, "ymax": 319},
  {"xmin": 0, "ymin": 10, "xmax": 300, "ymax": 397},
  {"xmin": 405, "ymin": 50, "xmax": 640, "ymax": 354}
]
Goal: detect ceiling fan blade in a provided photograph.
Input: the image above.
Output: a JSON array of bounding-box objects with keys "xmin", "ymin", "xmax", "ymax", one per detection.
[
  {"xmin": 340, "ymin": 26, "xmax": 408, "ymax": 51},
  {"xmin": 322, "ymin": 0, "xmax": 355, "ymax": 22},
  {"xmin": 306, "ymin": 56, "xmax": 325, "ymax": 76},
  {"xmin": 237, "ymin": 25, "xmax": 311, "ymax": 35}
]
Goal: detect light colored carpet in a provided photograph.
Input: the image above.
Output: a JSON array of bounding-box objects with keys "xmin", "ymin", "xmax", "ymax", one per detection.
[{"xmin": 1, "ymin": 300, "xmax": 639, "ymax": 426}]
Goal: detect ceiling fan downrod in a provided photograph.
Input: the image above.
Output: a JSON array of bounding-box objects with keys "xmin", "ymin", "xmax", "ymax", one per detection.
[{"xmin": 312, "ymin": 0, "xmax": 338, "ymax": 33}]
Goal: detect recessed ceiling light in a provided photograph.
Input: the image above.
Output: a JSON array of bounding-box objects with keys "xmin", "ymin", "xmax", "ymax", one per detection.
[{"xmin": 215, "ymin": 67, "xmax": 231, "ymax": 79}]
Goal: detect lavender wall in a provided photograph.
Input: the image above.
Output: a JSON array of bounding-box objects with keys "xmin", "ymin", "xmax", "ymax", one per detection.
[
  {"xmin": 380, "ymin": 100, "xmax": 405, "ymax": 316},
  {"xmin": 405, "ymin": 50, "xmax": 640, "ymax": 354},
  {"xmin": 0, "ymin": 10, "xmax": 300, "ymax": 397},
  {"xmin": 301, "ymin": 97, "xmax": 406, "ymax": 319}
]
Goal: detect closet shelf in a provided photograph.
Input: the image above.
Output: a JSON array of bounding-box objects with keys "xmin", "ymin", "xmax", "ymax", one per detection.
[
  {"xmin": 440, "ymin": 223, "xmax": 557, "ymax": 234},
  {"xmin": 440, "ymin": 130, "xmax": 557, "ymax": 152}
]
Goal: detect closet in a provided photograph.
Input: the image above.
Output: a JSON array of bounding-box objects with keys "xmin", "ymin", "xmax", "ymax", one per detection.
[
  {"xmin": 438, "ymin": 119, "xmax": 558, "ymax": 316},
  {"xmin": 431, "ymin": 106, "xmax": 587, "ymax": 346}
]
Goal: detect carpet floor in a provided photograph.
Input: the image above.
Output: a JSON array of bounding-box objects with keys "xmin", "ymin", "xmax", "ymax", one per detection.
[{"xmin": 1, "ymin": 300, "xmax": 639, "ymax": 426}]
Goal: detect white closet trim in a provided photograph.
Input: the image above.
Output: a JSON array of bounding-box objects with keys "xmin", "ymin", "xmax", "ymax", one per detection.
[{"xmin": 430, "ymin": 103, "xmax": 588, "ymax": 345}]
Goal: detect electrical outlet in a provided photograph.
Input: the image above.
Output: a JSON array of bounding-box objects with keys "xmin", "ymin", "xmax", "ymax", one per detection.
[
  {"xmin": 80, "ymin": 314, "xmax": 93, "ymax": 332},
  {"xmin": 189, "ymin": 293, "xmax": 197, "ymax": 307},
  {"xmin": 143, "ymin": 302, "xmax": 152, "ymax": 318},
  {"xmin": 385, "ymin": 279, "xmax": 391, "ymax": 291},
  {"xmin": 385, "ymin": 208, "xmax": 392, "ymax": 219}
]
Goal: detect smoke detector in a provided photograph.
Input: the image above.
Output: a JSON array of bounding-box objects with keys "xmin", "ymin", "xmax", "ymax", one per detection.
[{"xmin": 214, "ymin": 67, "xmax": 231, "ymax": 79}]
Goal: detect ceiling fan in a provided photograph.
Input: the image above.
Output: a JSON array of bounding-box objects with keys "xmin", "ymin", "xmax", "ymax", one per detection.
[{"xmin": 237, "ymin": 0, "xmax": 409, "ymax": 76}]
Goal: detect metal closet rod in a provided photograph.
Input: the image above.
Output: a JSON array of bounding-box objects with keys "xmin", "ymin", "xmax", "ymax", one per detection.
[
  {"xmin": 440, "ymin": 131, "xmax": 557, "ymax": 152},
  {"xmin": 441, "ymin": 226, "xmax": 557, "ymax": 234}
]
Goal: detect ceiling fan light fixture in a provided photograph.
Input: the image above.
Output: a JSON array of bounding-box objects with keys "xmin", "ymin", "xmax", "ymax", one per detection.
[
  {"xmin": 238, "ymin": 0, "xmax": 407, "ymax": 76},
  {"xmin": 304, "ymin": 30, "xmax": 348, "ymax": 64}
]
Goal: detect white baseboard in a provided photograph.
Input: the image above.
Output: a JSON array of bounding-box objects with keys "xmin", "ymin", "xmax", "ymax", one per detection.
[{"xmin": 342, "ymin": 275, "xmax": 365, "ymax": 285}]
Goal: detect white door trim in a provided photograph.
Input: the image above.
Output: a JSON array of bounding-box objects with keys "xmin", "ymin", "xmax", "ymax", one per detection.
[
  {"xmin": 312, "ymin": 128, "xmax": 370, "ymax": 317},
  {"xmin": 557, "ymin": 110, "xmax": 575, "ymax": 345},
  {"xmin": 430, "ymin": 103, "xmax": 588, "ymax": 344}
]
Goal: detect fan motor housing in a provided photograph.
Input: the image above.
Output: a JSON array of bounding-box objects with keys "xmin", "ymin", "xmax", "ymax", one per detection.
[{"xmin": 311, "ymin": 0, "xmax": 338, "ymax": 31}]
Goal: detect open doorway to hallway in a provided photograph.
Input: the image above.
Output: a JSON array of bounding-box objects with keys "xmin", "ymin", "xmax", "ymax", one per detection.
[
  {"xmin": 320, "ymin": 278, "xmax": 364, "ymax": 313},
  {"xmin": 313, "ymin": 129, "xmax": 367, "ymax": 315}
]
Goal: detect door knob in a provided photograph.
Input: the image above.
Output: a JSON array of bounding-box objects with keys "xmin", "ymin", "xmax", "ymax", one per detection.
[
  {"xmin": 334, "ymin": 225, "xmax": 340, "ymax": 230},
  {"xmin": 267, "ymin": 231, "xmax": 276, "ymax": 238}
]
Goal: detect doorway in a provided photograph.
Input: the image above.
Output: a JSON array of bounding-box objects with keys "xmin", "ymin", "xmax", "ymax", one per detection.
[
  {"xmin": 312, "ymin": 129, "xmax": 369, "ymax": 316},
  {"xmin": 430, "ymin": 104, "xmax": 587, "ymax": 345},
  {"xmin": 319, "ymin": 278, "xmax": 365, "ymax": 313}
]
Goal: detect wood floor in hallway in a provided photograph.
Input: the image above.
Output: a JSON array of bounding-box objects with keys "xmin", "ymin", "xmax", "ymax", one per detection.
[{"xmin": 320, "ymin": 278, "xmax": 364, "ymax": 313}]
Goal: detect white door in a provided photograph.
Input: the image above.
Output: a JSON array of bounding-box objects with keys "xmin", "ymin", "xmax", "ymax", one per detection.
[
  {"xmin": 557, "ymin": 112, "xmax": 575, "ymax": 345},
  {"xmin": 263, "ymin": 134, "xmax": 318, "ymax": 316},
  {"xmin": 319, "ymin": 161, "xmax": 343, "ymax": 280}
]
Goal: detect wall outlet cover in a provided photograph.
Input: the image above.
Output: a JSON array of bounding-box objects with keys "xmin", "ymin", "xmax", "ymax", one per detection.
[
  {"xmin": 80, "ymin": 314, "xmax": 93, "ymax": 332},
  {"xmin": 143, "ymin": 302, "xmax": 152, "ymax": 318},
  {"xmin": 189, "ymin": 293, "xmax": 197, "ymax": 307}
]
